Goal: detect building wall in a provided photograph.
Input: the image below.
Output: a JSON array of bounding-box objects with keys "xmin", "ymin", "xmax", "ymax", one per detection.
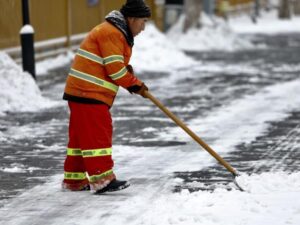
[{"xmin": 0, "ymin": 0, "xmax": 157, "ymax": 50}]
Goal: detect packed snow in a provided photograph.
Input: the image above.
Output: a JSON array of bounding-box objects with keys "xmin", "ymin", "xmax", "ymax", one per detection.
[{"xmin": 1, "ymin": 169, "xmax": 300, "ymax": 225}]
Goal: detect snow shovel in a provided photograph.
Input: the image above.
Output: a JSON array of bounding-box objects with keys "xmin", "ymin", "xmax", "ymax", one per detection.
[{"xmin": 143, "ymin": 90, "xmax": 244, "ymax": 191}]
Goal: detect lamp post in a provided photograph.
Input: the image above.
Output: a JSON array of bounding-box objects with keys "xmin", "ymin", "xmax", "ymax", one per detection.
[{"xmin": 20, "ymin": 0, "xmax": 36, "ymax": 79}]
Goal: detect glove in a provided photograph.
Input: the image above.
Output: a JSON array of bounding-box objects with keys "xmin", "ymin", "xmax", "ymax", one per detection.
[
  {"xmin": 127, "ymin": 83, "xmax": 149, "ymax": 98},
  {"xmin": 127, "ymin": 65, "xmax": 134, "ymax": 74}
]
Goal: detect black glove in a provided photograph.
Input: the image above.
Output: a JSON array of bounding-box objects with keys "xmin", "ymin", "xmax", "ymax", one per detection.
[
  {"xmin": 127, "ymin": 83, "xmax": 149, "ymax": 98},
  {"xmin": 127, "ymin": 65, "xmax": 134, "ymax": 74}
]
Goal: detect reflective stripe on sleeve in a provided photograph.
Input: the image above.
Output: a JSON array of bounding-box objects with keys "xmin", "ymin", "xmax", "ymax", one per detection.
[
  {"xmin": 77, "ymin": 48, "xmax": 124, "ymax": 65},
  {"xmin": 108, "ymin": 67, "xmax": 127, "ymax": 81},
  {"xmin": 69, "ymin": 68, "xmax": 119, "ymax": 92},
  {"xmin": 89, "ymin": 169, "xmax": 113, "ymax": 183},
  {"xmin": 67, "ymin": 148, "xmax": 82, "ymax": 156},
  {"xmin": 77, "ymin": 48, "xmax": 104, "ymax": 64},
  {"xmin": 64, "ymin": 172, "xmax": 87, "ymax": 180},
  {"xmin": 103, "ymin": 55, "xmax": 124, "ymax": 64},
  {"xmin": 82, "ymin": 148, "xmax": 112, "ymax": 158}
]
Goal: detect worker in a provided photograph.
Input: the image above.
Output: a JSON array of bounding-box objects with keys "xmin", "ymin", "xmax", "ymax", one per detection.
[{"xmin": 62, "ymin": 0, "xmax": 151, "ymax": 194}]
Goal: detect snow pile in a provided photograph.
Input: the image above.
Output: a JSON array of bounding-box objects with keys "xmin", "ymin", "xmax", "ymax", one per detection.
[
  {"xmin": 128, "ymin": 172, "xmax": 300, "ymax": 225},
  {"xmin": 0, "ymin": 52, "xmax": 57, "ymax": 115},
  {"xmin": 230, "ymin": 10, "xmax": 300, "ymax": 34},
  {"xmin": 131, "ymin": 22, "xmax": 197, "ymax": 72},
  {"xmin": 167, "ymin": 14, "xmax": 255, "ymax": 52},
  {"xmin": 236, "ymin": 171, "xmax": 300, "ymax": 193}
]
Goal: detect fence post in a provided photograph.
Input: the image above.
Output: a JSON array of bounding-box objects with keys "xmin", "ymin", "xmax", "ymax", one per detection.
[
  {"xmin": 66, "ymin": 0, "xmax": 72, "ymax": 49},
  {"xmin": 20, "ymin": 0, "xmax": 36, "ymax": 79}
]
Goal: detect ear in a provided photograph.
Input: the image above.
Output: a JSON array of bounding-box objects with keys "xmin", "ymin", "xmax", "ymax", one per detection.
[{"xmin": 127, "ymin": 17, "xmax": 135, "ymax": 23}]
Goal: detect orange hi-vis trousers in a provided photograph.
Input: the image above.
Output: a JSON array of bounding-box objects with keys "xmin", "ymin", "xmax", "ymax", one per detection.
[{"xmin": 63, "ymin": 102, "xmax": 116, "ymax": 191}]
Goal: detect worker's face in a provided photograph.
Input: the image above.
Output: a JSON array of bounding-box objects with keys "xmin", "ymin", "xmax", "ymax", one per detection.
[{"xmin": 127, "ymin": 17, "xmax": 148, "ymax": 37}]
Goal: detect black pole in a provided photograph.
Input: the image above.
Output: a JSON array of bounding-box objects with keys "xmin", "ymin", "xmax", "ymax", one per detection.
[
  {"xmin": 22, "ymin": 0, "xmax": 30, "ymax": 25},
  {"xmin": 20, "ymin": 0, "xmax": 36, "ymax": 79}
]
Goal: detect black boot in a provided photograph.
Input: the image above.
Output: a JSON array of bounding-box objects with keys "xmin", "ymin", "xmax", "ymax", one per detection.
[{"xmin": 95, "ymin": 179, "xmax": 130, "ymax": 194}]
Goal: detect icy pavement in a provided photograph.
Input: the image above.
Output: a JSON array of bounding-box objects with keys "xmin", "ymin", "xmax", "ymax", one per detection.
[{"xmin": 0, "ymin": 33, "xmax": 300, "ymax": 224}]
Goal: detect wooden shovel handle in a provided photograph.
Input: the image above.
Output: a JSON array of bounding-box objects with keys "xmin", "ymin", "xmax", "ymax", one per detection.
[{"xmin": 143, "ymin": 90, "xmax": 237, "ymax": 176}]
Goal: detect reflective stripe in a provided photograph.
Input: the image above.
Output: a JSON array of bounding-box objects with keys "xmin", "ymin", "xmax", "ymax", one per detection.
[
  {"xmin": 64, "ymin": 172, "xmax": 87, "ymax": 180},
  {"xmin": 82, "ymin": 148, "xmax": 112, "ymax": 158},
  {"xmin": 104, "ymin": 55, "xmax": 124, "ymax": 64},
  {"xmin": 77, "ymin": 48, "xmax": 104, "ymax": 64},
  {"xmin": 67, "ymin": 148, "xmax": 82, "ymax": 156},
  {"xmin": 69, "ymin": 68, "xmax": 119, "ymax": 92},
  {"xmin": 77, "ymin": 48, "xmax": 124, "ymax": 65},
  {"xmin": 89, "ymin": 169, "xmax": 113, "ymax": 183},
  {"xmin": 109, "ymin": 67, "xmax": 127, "ymax": 81}
]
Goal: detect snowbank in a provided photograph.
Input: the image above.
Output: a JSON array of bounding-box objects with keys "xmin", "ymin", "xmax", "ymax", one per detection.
[
  {"xmin": 167, "ymin": 14, "xmax": 255, "ymax": 52},
  {"xmin": 230, "ymin": 10, "xmax": 300, "ymax": 34},
  {"xmin": 129, "ymin": 172, "xmax": 300, "ymax": 225},
  {"xmin": 0, "ymin": 52, "xmax": 57, "ymax": 115},
  {"xmin": 131, "ymin": 22, "xmax": 197, "ymax": 72}
]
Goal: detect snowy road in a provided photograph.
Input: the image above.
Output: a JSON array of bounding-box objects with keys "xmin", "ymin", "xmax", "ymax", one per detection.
[{"xmin": 0, "ymin": 33, "xmax": 300, "ymax": 225}]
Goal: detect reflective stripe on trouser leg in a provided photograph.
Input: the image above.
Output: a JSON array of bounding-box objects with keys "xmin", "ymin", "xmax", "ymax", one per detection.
[
  {"xmin": 89, "ymin": 169, "xmax": 116, "ymax": 191},
  {"xmin": 67, "ymin": 148, "xmax": 82, "ymax": 156},
  {"xmin": 64, "ymin": 172, "xmax": 86, "ymax": 180},
  {"xmin": 81, "ymin": 148, "xmax": 115, "ymax": 191},
  {"xmin": 62, "ymin": 109, "xmax": 89, "ymax": 191},
  {"xmin": 66, "ymin": 102, "xmax": 115, "ymax": 191},
  {"xmin": 82, "ymin": 148, "xmax": 112, "ymax": 158},
  {"xmin": 63, "ymin": 147, "xmax": 89, "ymax": 191}
]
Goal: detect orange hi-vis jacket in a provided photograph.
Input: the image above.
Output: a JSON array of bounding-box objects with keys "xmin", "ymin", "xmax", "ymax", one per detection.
[{"xmin": 64, "ymin": 21, "xmax": 142, "ymax": 106}]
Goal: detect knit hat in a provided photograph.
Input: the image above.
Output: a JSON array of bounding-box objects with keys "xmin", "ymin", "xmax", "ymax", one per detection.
[{"xmin": 120, "ymin": 0, "xmax": 151, "ymax": 18}]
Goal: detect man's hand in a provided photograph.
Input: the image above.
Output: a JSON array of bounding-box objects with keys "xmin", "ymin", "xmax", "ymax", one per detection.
[
  {"xmin": 127, "ymin": 83, "xmax": 149, "ymax": 98},
  {"xmin": 127, "ymin": 65, "xmax": 134, "ymax": 74},
  {"xmin": 136, "ymin": 83, "xmax": 149, "ymax": 98}
]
